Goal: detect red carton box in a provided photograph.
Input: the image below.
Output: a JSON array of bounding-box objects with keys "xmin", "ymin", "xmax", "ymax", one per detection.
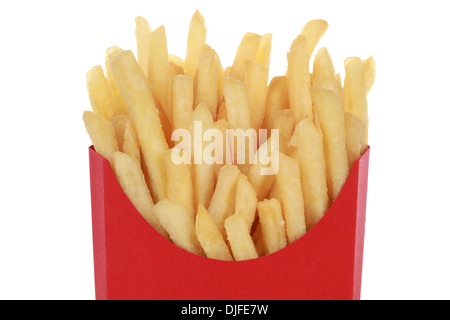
[{"xmin": 88, "ymin": 146, "xmax": 370, "ymax": 300}]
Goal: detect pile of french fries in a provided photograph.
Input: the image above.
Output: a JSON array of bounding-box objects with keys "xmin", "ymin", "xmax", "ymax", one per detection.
[{"xmin": 83, "ymin": 11, "xmax": 375, "ymax": 261}]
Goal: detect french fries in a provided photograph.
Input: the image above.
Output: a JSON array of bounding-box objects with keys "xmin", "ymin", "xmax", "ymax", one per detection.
[
  {"xmin": 113, "ymin": 151, "xmax": 167, "ymax": 238},
  {"xmin": 86, "ymin": 65, "xmax": 115, "ymax": 121},
  {"xmin": 109, "ymin": 50, "xmax": 169, "ymax": 202},
  {"xmin": 196, "ymin": 204, "xmax": 233, "ymax": 261},
  {"xmin": 311, "ymin": 86, "xmax": 349, "ymax": 203},
  {"xmin": 83, "ymin": 111, "xmax": 118, "ymax": 167},
  {"xmin": 83, "ymin": 12, "xmax": 374, "ymax": 261},
  {"xmin": 185, "ymin": 10, "xmax": 206, "ymax": 77}
]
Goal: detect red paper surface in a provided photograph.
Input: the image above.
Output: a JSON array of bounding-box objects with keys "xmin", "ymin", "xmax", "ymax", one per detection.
[{"xmin": 89, "ymin": 146, "xmax": 370, "ymax": 300}]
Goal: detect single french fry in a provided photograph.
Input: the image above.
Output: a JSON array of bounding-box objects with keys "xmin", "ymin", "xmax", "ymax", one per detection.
[
  {"xmin": 276, "ymin": 152, "xmax": 306, "ymax": 244},
  {"xmin": 135, "ymin": 16, "xmax": 152, "ymax": 78},
  {"xmin": 363, "ymin": 56, "xmax": 376, "ymax": 94},
  {"xmin": 300, "ymin": 19, "xmax": 328, "ymax": 59},
  {"xmin": 213, "ymin": 118, "xmax": 230, "ymax": 185},
  {"xmin": 168, "ymin": 60, "xmax": 185, "ymax": 76},
  {"xmin": 196, "ymin": 204, "xmax": 233, "ymax": 261},
  {"xmin": 172, "ymin": 75, "xmax": 194, "ymax": 131},
  {"xmin": 344, "ymin": 112, "xmax": 365, "ymax": 169},
  {"xmin": 251, "ymin": 221, "xmax": 267, "ymax": 257},
  {"xmin": 343, "ymin": 57, "xmax": 369, "ymax": 152},
  {"xmin": 294, "ymin": 117, "xmax": 328, "ymax": 230},
  {"xmin": 83, "ymin": 111, "xmax": 118, "ymax": 167},
  {"xmin": 245, "ymin": 60, "xmax": 269, "ymax": 130},
  {"xmin": 230, "ymin": 32, "xmax": 261, "ymax": 81},
  {"xmin": 255, "ymin": 33, "xmax": 272, "ymax": 69},
  {"xmin": 123, "ymin": 118, "xmax": 141, "ymax": 163},
  {"xmin": 262, "ymin": 76, "xmax": 289, "ymax": 130},
  {"xmin": 111, "ymin": 114, "xmax": 129, "ymax": 151},
  {"xmin": 188, "ymin": 103, "xmax": 216, "ymax": 210},
  {"xmin": 167, "ymin": 61, "xmax": 185, "ymax": 136},
  {"xmin": 312, "ymin": 47, "xmax": 342, "ymax": 101},
  {"xmin": 208, "ymin": 164, "xmax": 241, "ymax": 239},
  {"xmin": 246, "ymin": 136, "xmax": 278, "ymax": 201},
  {"xmin": 104, "ymin": 46, "xmax": 128, "ymax": 115},
  {"xmin": 287, "ymin": 35, "xmax": 313, "ymax": 123},
  {"xmin": 147, "ymin": 26, "xmax": 171, "ymax": 125},
  {"xmin": 86, "ymin": 65, "xmax": 115, "ymax": 121},
  {"xmin": 185, "ymin": 10, "xmax": 207, "ymax": 77},
  {"xmin": 234, "ymin": 174, "xmax": 257, "ymax": 230},
  {"xmin": 154, "ymin": 199, "xmax": 204, "ymax": 256},
  {"xmin": 215, "ymin": 51, "xmax": 224, "ymax": 109},
  {"xmin": 168, "ymin": 54, "xmax": 185, "ymax": 71},
  {"xmin": 222, "ymin": 75, "xmax": 251, "ymax": 130},
  {"xmin": 113, "ymin": 151, "xmax": 167, "ymax": 238},
  {"xmin": 195, "ymin": 44, "xmax": 220, "ymax": 120},
  {"xmin": 225, "ymin": 213, "xmax": 258, "ymax": 261},
  {"xmin": 163, "ymin": 149, "xmax": 194, "ymax": 219},
  {"xmin": 109, "ymin": 50, "xmax": 169, "ymax": 202},
  {"xmin": 257, "ymin": 198, "xmax": 287, "ymax": 255},
  {"xmin": 311, "ymin": 86, "xmax": 349, "ymax": 203},
  {"xmin": 272, "ymin": 109, "xmax": 295, "ymax": 140}
]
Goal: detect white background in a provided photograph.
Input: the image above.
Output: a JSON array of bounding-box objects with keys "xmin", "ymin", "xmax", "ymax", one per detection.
[{"xmin": 0, "ymin": 0, "xmax": 449, "ymax": 300}]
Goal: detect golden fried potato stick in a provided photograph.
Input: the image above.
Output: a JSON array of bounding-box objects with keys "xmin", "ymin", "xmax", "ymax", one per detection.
[
  {"xmin": 172, "ymin": 75, "xmax": 194, "ymax": 131},
  {"xmin": 344, "ymin": 112, "xmax": 365, "ymax": 169},
  {"xmin": 163, "ymin": 148, "xmax": 194, "ymax": 219},
  {"xmin": 83, "ymin": 111, "xmax": 118, "ymax": 168},
  {"xmin": 257, "ymin": 198, "xmax": 287, "ymax": 255},
  {"xmin": 287, "ymin": 35, "xmax": 313, "ymax": 123},
  {"xmin": 246, "ymin": 136, "xmax": 279, "ymax": 201},
  {"xmin": 272, "ymin": 109, "xmax": 295, "ymax": 141},
  {"xmin": 312, "ymin": 47, "xmax": 342, "ymax": 101},
  {"xmin": 188, "ymin": 103, "xmax": 216, "ymax": 210},
  {"xmin": 154, "ymin": 199, "xmax": 204, "ymax": 256},
  {"xmin": 311, "ymin": 86, "xmax": 349, "ymax": 203},
  {"xmin": 147, "ymin": 26, "xmax": 171, "ymax": 125},
  {"xmin": 262, "ymin": 76, "xmax": 289, "ymax": 130},
  {"xmin": 113, "ymin": 151, "xmax": 168, "ymax": 239},
  {"xmin": 255, "ymin": 33, "xmax": 272, "ymax": 69},
  {"xmin": 168, "ymin": 54, "xmax": 185, "ymax": 71},
  {"xmin": 343, "ymin": 57, "xmax": 369, "ymax": 152},
  {"xmin": 300, "ymin": 19, "xmax": 328, "ymax": 59},
  {"xmin": 109, "ymin": 50, "xmax": 169, "ymax": 202},
  {"xmin": 111, "ymin": 114, "xmax": 129, "ymax": 151},
  {"xmin": 222, "ymin": 75, "xmax": 251, "ymax": 130},
  {"xmin": 208, "ymin": 164, "xmax": 241, "ymax": 239},
  {"xmin": 225, "ymin": 213, "xmax": 258, "ymax": 261},
  {"xmin": 196, "ymin": 204, "xmax": 233, "ymax": 261},
  {"xmin": 185, "ymin": 10, "xmax": 207, "ymax": 77},
  {"xmin": 363, "ymin": 56, "xmax": 376, "ymax": 94},
  {"xmin": 195, "ymin": 44, "xmax": 220, "ymax": 120},
  {"xmin": 294, "ymin": 117, "xmax": 328, "ymax": 230},
  {"xmin": 230, "ymin": 32, "xmax": 261, "ymax": 81},
  {"xmin": 135, "ymin": 16, "xmax": 152, "ymax": 78},
  {"xmin": 212, "ymin": 118, "xmax": 231, "ymax": 184},
  {"xmin": 104, "ymin": 46, "xmax": 128, "ymax": 116},
  {"xmin": 245, "ymin": 60, "xmax": 269, "ymax": 130},
  {"xmin": 234, "ymin": 174, "xmax": 258, "ymax": 231},
  {"xmin": 86, "ymin": 65, "xmax": 115, "ymax": 121},
  {"xmin": 276, "ymin": 152, "xmax": 306, "ymax": 244},
  {"xmin": 123, "ymin": 118, "xmax": 141, "ymax": 164}
]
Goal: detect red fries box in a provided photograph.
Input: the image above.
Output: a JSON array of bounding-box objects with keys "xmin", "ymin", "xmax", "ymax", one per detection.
[{"xmin": 88, "ymin": 145, "xmax": 370, "ymax": 300}]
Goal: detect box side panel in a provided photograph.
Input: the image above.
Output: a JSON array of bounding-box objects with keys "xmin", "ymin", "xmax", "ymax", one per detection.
[
  {"xmin": 352, "ymin": 147, "xmax": 370, "ymax": 300},
  {"xmin": 89, "ymin": 147, "xmax": 107, "ymax": 300}
]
